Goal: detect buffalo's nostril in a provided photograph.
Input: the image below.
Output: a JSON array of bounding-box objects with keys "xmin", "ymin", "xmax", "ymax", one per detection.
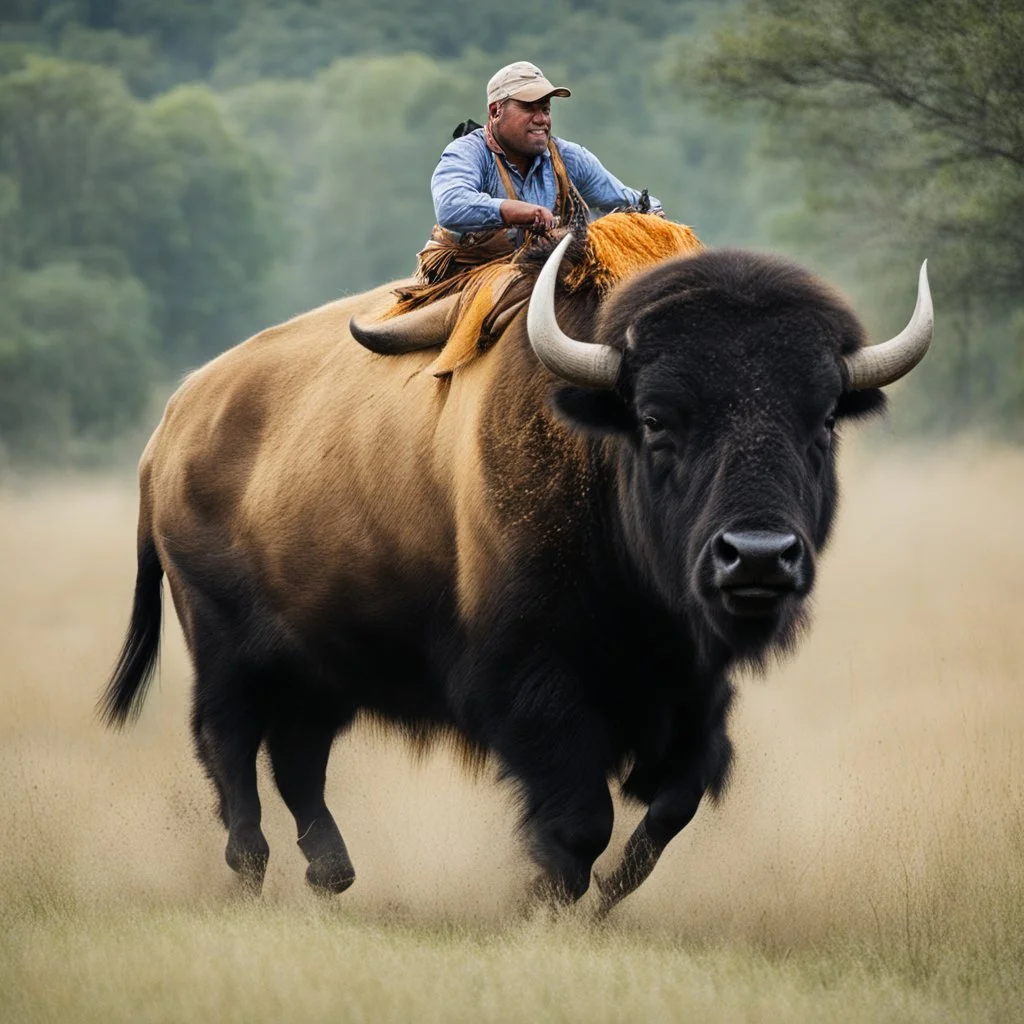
[
  {"xmin": 713, "ymin": 530, "xmax": 804, "ymax": 590},
  {"xmin": 780, "ymin": 536, "xmax": 804, "ymax": 570},
  {"xmin": 712, "ymin": 534, "xmax": 739, "ymax": 570}
]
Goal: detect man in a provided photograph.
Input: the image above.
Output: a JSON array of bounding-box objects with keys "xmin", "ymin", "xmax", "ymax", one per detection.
[{"xmin": 426, "ymin": 61, "xmax": 661, "ymax": 276}]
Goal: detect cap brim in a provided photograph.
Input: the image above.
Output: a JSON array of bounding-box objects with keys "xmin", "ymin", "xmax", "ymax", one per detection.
[{"xmin": 511, "ymin": 83, "xmax": 571, "ymax": 102}]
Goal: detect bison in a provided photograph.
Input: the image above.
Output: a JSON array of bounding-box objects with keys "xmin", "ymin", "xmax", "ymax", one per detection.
[{"xmin": 100, "ymin": 221, "xmax": 932, "ymax": 913}]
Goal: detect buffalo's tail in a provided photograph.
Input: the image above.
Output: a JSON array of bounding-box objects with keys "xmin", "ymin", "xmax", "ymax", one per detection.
[{"xmin": 99, "ymin": 537, "xmax": 164, "ymax": 728}]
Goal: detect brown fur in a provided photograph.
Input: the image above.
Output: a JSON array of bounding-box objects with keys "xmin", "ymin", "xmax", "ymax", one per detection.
[
  {"xmin": 140, "ymin": 280, "xmax": 565, "ymax": 666},
  {"xmin": 143, "ymin": 217, "xmax": 702, "ymax": 658}
]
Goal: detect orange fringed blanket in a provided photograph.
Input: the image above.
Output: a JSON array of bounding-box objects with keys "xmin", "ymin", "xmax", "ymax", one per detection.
[{"xmin": 564, "ymin": 213, "xmax": 701, "ymax": 291}]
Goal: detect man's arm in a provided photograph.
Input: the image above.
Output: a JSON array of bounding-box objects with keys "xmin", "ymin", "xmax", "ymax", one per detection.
[
  {"xmin": 432, "ymin": 137, "xmax": 555, "ymax": 233},
  {"xmin": 431, "ymin": 138, "xmax": 507, "ymax": 234},
  {"xmin": 559, "ymin": 141, "xmax": 664, "ymax": 215}
]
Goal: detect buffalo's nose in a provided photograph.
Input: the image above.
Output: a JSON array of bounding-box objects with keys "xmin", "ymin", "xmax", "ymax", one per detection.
[{"xmin": 711, "ymin": 530, "xmax": 805, "ymax": 591}]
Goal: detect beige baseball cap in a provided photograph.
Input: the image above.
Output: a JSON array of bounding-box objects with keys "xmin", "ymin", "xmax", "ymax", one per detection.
[{"xmin": 486, "ymin": 61, "xmax": 571, "ymax": 106}]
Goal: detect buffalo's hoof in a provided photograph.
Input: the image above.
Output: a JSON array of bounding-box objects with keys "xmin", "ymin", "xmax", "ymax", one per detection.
[
  {"xmin": 306, "ymin": 854, "xmax": 355, "ymax": 895},
  {"xmin": 517, "ymin": 872, "xmax": 583, "ymax": 920},
  {"xmin": 225, "ymin": 832, "xmax": 270, "ymax": 896}
]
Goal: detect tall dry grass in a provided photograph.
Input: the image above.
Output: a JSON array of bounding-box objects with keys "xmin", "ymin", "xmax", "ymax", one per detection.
[{"xmin": 1, "ymin": 445, "xmax": 1022, "ymax": 1021}]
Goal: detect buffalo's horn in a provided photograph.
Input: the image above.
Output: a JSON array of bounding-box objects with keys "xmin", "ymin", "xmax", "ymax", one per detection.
[
  {"xmin": 349, "ymin": 294, "xmax": 459, "ymax": 355},
  {"xmin": 842, "ymin": 261, "xmax": 933, "ymax": 390},
  {"xmin": 527, "ymin": 232, "xmax": 622, "ymax": 389}
]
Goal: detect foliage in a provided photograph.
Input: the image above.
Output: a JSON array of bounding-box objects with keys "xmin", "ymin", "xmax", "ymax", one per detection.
[
  {"xmin": 1, "ymin": 0, "xmax": 1013, "ymax": 458},
  {"xmin": 2, "ymin": 1, "xmax": 709, "ymax": 90},
  {"xmin": 0, "ymin": 57, "xmax": 159, "ymax": 273},
  {"xmin": 691, "ymin": 0, "xmax": 1024, "ymax": 431},
  {"xmin": 0, "ymin": 263, "xmax": 155, "ymax": 460},
  {"xmin": 0, "ymin": 56, "xmax": 279, "ymax": 459},
  {"xmin": 227, "ymin": 55, "xmax": 478, "ymax": 314},
  {"xmin": 141, "ymin": 84, "xmax": 280, "ymax": 364}
]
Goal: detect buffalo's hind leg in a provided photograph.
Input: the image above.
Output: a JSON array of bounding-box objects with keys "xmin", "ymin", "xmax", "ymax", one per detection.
[
  {"xmin": 192, "ymin": 696, "xmax": 269, "ymax": 896},
  {"xmin": 266, "ymin": 715, "xmax": 355, "ymax": 895}
]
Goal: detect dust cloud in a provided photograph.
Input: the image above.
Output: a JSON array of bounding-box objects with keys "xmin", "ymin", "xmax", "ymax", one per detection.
[{"xmin": 1, "ymin": 444, "xmax": 1021, "ymax": 952}]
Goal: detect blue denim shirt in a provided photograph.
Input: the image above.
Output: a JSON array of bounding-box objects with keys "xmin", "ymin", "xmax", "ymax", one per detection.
[{"xmin": 431, "ymin": 129, "xmax": 662, "ymax": 234}]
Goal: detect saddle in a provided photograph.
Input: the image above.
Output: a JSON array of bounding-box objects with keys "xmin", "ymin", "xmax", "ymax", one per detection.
[{"xmin": 388, "ymin": 212, "xmax": 704, "ymax": 377}]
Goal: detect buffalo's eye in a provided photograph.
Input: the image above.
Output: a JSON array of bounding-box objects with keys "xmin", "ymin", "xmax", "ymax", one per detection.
[
  {"xmin": 642, "ymin": 415, "xmax": 664, "ymax": 433},
  {"xmin": 813, "ymin": 408, "xmax": 837, "ymax": 454}
]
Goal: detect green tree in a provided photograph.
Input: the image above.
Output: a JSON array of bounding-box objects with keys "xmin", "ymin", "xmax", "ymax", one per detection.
[
  {"xmin": 0, "ymin": 263, "xmax": 155, "ymax": 460},
  {"xmin": 0, "ymin": 57, "xmax": 280, "ymax": 365},
  {"xmin": 0, "ymin": 56, "xmax": 281, "ymax": 458},
  {"xmin": 110, "ymin": 0, "xmax": 245, "ymax": 79},
  {"xmin": 695, "ymin": 0, "xmax": 1024, "ymax": 288},
  {"xmin": 0, "ymin": 56, "xmax": 164, "ymax": 272},
  {"xmin": 211, "ymin": 0, "xmax": 694, "ymax": 87},
  {"xmin": 227, "ymin": 54, "xmax": 478, "ymax": 313},
  {"xmin": 140, "ymin": 84, "xmax": 280, "ymax": 364},
  {"xmin": 691, "ymin": 0, "xmax": 1024, "ymax": 431}
]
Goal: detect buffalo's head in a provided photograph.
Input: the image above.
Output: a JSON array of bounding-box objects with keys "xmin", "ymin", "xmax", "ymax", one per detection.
[{"xmin": 529, "ymin": 234, "xmax": 933, "ymax": 659}]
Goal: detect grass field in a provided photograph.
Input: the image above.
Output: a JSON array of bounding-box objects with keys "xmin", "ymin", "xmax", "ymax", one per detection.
[{"xmin": 1, "ymin": 444, "xmax": 1022, "ymax": 1022}]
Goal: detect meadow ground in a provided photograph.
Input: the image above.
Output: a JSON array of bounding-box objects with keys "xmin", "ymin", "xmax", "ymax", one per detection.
[{"xmin": 1, "ymin": 443, "xmax": 1022, "ymax": 1022}]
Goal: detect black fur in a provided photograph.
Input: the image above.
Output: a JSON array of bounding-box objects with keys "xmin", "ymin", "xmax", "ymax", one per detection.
[{"xmin": 98, "ymin": 539, "xmax": 163, "ymax": 728}]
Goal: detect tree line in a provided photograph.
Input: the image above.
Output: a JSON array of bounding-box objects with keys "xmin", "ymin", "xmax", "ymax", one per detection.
[
  {"xmin": 692, "ymin": 0, "xmax": 1024, "ymax": 433},
  {"xmin": 0, "ymin": 0, "xmax": 1019, "ymax": 462}
]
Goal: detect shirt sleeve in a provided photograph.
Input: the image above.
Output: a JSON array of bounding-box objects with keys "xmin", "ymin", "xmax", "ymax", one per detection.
[
  {"xmin": 559, "ymin": 141, "xmax": 663, "ymax": 215},
  {"xmin": 431, "ymin": 138, "xmax": 507, "ymax": 233}
]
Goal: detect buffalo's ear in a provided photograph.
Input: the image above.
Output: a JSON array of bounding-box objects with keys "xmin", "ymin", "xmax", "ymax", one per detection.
[
  {"xmin": 836, "ymin": 388, "xmax": 886, "ymax": 421},
  {"xmin": 553, "ymin": 386, "xmax": 636, "ymax": 435}
]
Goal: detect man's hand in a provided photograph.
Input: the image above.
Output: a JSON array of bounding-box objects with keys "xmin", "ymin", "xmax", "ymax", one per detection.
[{"xmin": 500, "ymin": 200, "xmax": 555, "ymax": 231}]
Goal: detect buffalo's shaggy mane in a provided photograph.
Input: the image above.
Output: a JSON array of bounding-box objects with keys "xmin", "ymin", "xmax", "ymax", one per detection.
[{"xmin": 597, "ymin": 248, "xmax": 868, "ymax": 359}]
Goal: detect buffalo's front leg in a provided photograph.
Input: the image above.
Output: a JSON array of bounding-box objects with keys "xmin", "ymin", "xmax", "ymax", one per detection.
[
  {"xmin": 596, "ymin": 680, "xmax": 735, "ymax": 916},
  {"xmin": 594, "ymin": 774, "xmax": 704, "ymax": 916},
  {"xmin": 480, "ymin": 669, "xmax": 614, "ymax": 905},
  {"xmin": 521, "ymin": 769, "xmax": 614, "ymax": 906}
]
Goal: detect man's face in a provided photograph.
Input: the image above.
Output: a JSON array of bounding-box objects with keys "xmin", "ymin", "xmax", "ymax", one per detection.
[{"xmin": 493, "ymin": 97, "xmax": 552, "ymax": 158}]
